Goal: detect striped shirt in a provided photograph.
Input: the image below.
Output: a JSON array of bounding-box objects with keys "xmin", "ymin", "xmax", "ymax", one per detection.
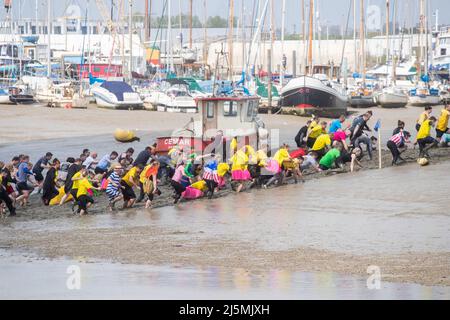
[
  {"xmin": 389, "ymin": 131, "xmax": 405, "ymax": 146},
  {"xmin": 203, "ymin": 170, "xmax": 221, "ymax": 183},
  {"xmin": 106, "ymin": 172, "xmax": 121, "ymax": 197}
]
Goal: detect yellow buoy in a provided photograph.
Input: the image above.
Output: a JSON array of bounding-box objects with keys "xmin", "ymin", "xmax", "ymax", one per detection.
[
  {"xmin": 417, "ymin": 158, "xmax": 429, "ymax": 166},
  {"xmin": 114, "ymin": 129, "xmax": 140, "ymax": 143}
]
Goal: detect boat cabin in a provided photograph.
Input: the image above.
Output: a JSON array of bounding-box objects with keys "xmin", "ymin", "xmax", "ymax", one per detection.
[{"xmin": 155, "ymin": 95, "xmax": 265, "ymax": 159}]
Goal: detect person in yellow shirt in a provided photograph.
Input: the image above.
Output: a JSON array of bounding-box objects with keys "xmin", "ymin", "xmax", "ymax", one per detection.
[
  {"xmin": 70, "ymin": 168, "xmax": 86, "ymax": 202},
  {"xmin": 417, "ymin": 116, "xmax": 438, "ymax": 158},
  {"xmin": 311, "ymin": 133, "xmax": 334, "ymax": 159},
  {"xmin": 75, "ymin": 170, "xmax": 101, "ymax": 216},
  {"xmin": 120, "ymin": 164, "xmax": 144, "ymax": 208},
  {"xmin": 306, "ymin": 121, "xmax": 327, "ymax": 148},
  {"xmin": 416, "ymin": 106, "xmax": 432, "ymax": 131},
  {"xmin": 436, "ymin": 105, "xmax": 450, "ymax": 140},
  {"xmin": 263, "ymin": 144, "xmax": 297, "ymax": 188}
]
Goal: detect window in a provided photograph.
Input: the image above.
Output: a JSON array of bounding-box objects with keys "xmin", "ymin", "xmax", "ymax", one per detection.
[
  {"xmin": 206, "ymin": 102, "xmax": 215, "ymax": 118},
  {"xmin": 93, "ymin": 67, "xmax": 101, "ymax": 73},
  {"xmin": 247, "ymin": 101, "xmax": 255, "ymax": 118},
  {"xmin": 441, "ymin": 48, "xmax": 447, "ymax": 56},
  {"xmin": 223, "ymin": 101, "xmax": 237, "ymax": 117}
]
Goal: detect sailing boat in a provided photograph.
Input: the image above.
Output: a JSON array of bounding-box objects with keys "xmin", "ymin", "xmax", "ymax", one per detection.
[
  {"xmin": 376, "ymin": 0, "xmax": 408, "ymax": 108},
  {"xmin": 278, "ymin": 0, "xmax": 348, "ymax": 117}
]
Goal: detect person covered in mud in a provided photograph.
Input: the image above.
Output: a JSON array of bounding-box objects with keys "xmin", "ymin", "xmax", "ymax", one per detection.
[
  {"xmin": 295, "ymin": 120, "xmax": 311, "ymax": 148},
  {"xmin": 105, "ymin": 164, "xmax": 124, "ymax": 211},
  {"xmin": 436, "ymin": 104, "xmax": 450, "ymax": 142},
  {"xmin": 59, "ymin": 158, "xmax": 82, "ymax": 205},
  {"xmin": 120, "ymin": 164, "xmax": 144, "ymax": 209},
  {"xmin": 332, "ymin": 129, "xmax": 349, "ymax": 151},
  {"xmin": 41, "ymin": 158, "xmax": 61, "ymax": 206},
  {"xmin": 354, "ymin": 133, "xmax": 376, "ymax": 160},
  {"xmin": 387, "ymin": 130, "xmax": 412, "ymax": 166},
  {"xmin": 335, "ymin": 147, "xmax": 363, "ymax": 172},
  {"xmin": 32, "ymin": 152, "xmax": 53, "ymax": 193},
  {"xmin": 318, "ymin": 141, "xmax": 343, "ymax": 171},
  {"xmin": 416, "ymin": 106, "xmax": 433, "ymax": 132},
  {"xmin": 0, "ymin": 168, "xmax": 16, "ymax": 216},
  {"xmin": 311, "ymin": 133, "xmax": 334, "ymax": 159},
  {"xmin": 263, "ymin": 144, "xmax": 296, "ymax": 188},
  {"xmin": 300, "ymin": 151, "xmax": 321, "ymax": 173},
  {"xmin": 417, "ymin": 116, "xmax": 438, "ymax": 158}
]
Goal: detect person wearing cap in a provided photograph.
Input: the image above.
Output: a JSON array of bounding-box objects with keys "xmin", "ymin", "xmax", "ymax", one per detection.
[
  {"xmin": 387, "ymin": 129, "xmax": 411, "ymax": 166},
  {"xmin": 106, "ymin": 164, "xmax": 124, "ymax": 211}
]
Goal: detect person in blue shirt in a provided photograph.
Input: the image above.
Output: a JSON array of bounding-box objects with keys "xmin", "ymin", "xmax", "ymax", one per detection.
[
  {"xmin": 95, "ymin": 151, "xmax": 118, "ymax": 175},
  {"xmin": 329, "ymin": 115, "xmax": 347, "ymax": 134},
  {"xmin": 15, "ymin": 155, "xmax": 38, "ymax": 207}
]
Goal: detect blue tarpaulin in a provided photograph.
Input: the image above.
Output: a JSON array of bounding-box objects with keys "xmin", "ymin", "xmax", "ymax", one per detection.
[{"xmin": 100, "ymin": 81, "xmax": 134, "ymax": 101}]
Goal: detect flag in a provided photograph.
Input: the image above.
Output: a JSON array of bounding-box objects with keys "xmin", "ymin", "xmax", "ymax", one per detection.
[{"xmin": 374, "ymin": 119, "xmax": 381, "ymax": 132}]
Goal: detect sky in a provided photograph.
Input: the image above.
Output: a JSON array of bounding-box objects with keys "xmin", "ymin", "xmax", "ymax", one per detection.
[{"xmin": 2, "ymin": 0, "xmax": 450, "ymax": 33}]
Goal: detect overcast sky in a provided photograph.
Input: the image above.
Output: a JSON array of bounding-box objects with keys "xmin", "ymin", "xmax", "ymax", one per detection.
[{"xmin": 2, "ymin": 0, "xmax": 450, "ymax": 33}]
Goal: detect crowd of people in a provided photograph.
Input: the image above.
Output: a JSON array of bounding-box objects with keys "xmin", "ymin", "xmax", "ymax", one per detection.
[{"xmin": 1, "ymin": 105, "xmax": 449, "ymax": 217}]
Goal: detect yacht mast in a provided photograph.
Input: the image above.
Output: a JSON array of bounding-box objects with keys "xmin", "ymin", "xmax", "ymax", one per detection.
[
  {"xmin": 360, "ymin": 0, "xmax": 365, "ymax": 87},
  {"xmin": 228, "ymin": 0, "xmax": 235, "ymax": 80},
  {"xmin": 308, "ymin": 0, "xmax": 314, "ymax": 75},
  {"xmin": 353, "ymin": 0, "xmax": 357, "ymax": 72},
  {"xmin": 47, "ymin": 0, "xmax": 52, "ymax": 78},
  {"xmin": 203, "ymin": 0, "xmax": 208, "ymax": 79},
  {"xmin": 280, "ymin": 0, "xmax": 286, "ymax": 85},
  {"xmin": 128, "ymin": 0, "xmax": 133, "ymax": 82},
  {"xmin": 189, "ymin": 0, "xmax": 193, "ymax": 49},
  {"xmin": 385, "ymin": 0, "xmax": 390, "ymax": 86}
]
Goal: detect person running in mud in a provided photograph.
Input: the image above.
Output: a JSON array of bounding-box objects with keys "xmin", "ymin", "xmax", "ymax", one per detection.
[
  {"xmin": 15, "ymin": 155, "xmax": 38, "ymax": 207},
  {"xmin": 436, "ymin": 104, "xmax": 450, "ymax": 142},
  {"xmin": 83, "ymin": 152, "xmax": 98, "ymax": 172},
  {"xmin": 0, "ymin": 169, "xmax": 16, "ymax": 216},
  {"xmin": 95, "ymin": 151, "xmax": 118, "ymax": 175},
  {"xmin": 329, "ymin": 114, "xmax": 348, "ymax": 134},
  {"xmin": 70, "ymin": 167, "xmax": 87, "ymax": 212},
  {"xmin": 350, "ymin": 112, "xmax": 372, "ymax": 145},
  {"xmin": 60, "ymin": 158, "xmax": 82, "ymax": 205},
  {"xmin": 76, "ymin": 169, "xmax": 101, "ymax": 216},
  {"xmin": 32, "ymin": 152, "xmax": 53, "ymax": 193},
  {"xmin": 134, "ymin": 145, "xmax": 155, "ymax": 167},
  {"xmin": 387, "ymin": 130, "xmax": 412, "ymax": 166},
  {"xmin": 120, "ymin": 164, "xmax": 143, "ymax": 209},
  {"xmin": 417, "ymin": 116, "xmax": 438, "ymax": 158},
  {"xmin": 416, "ymin": 106, "xmax": 432, "ymax": 132},
  {"xmin": 105, "ymin": 164, "xmax": 124, "ymax": 211},
  {"xmin": 140, "ymin": 159, "xmax": 161, "ymax": 209},
  {"xmin": 118, "ymin": 148, "xmax": 135, "ymax": 170},
  {"xmin": 171, "ymin": 161, "xmax": 187, "ymax": 204},
  {"xmin": 41, "ymin": 159, "xmax": 61, "ymax": 206},
  {"xmin": 295, "ymin": 120, "xmax": 311, "ymax": 148}
]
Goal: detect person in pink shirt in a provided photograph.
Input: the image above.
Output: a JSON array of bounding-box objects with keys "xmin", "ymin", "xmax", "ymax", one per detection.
[
  {"xmin": 332, "ymin": 129, "xmax": 349, "ymax": 151},
  {"xmin": 171, "ymin": 162, "xmax": 186, "ymax": 204}
]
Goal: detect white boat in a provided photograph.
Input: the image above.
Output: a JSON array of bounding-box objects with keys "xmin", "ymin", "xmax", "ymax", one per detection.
[
  {"xmin": 376, "ymin": 87, "xmax": 408, "ymax": 108},
  {"xmin": 144, "ymin": 79, "xmax": 197, "ymax": 113},
  {"xmin": 92, "ymin": 81, "xmax": 143, "ymax": 110},
  {"xmin": 408, "ymin": 87, "xmax": 441, "ymax": 106}
]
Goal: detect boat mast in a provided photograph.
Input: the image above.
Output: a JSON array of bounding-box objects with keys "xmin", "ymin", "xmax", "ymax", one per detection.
[
  {"xmin": 360, "ymin": 0, "xmax": 365, "ymax": 87},
  {"xmin": 280, "ymin": 0, "xmax": 286, "ymax": 85},
  {"xmin": 228, "ymin": 0, "xmax": 235, "ymax": 80},
  {"xmin": 145, "ymin": 0, "xmax": 149, "ymax": 42},
  {"xmin": 47, "ymin": 0, "xmax": 52, "ymax": 78},
  {"xmin": 189, "ymin": 0, "xmax": 193, "ymax": 49},
  {"xmin": 302, "ymin": 0, "xmax": 306, "ymax": 74},
  {"xmin": 391, "ymin": 0, "xmax": 397, "ymax": 86},
  {"xmin": 203, "ymin": 0, "xmax": 208, "ymax": 79},
  {"xmin": 308, "ymin": 0, "xmax": 313, "ymax": 75},
  {"xmin": 418, "ymin": 0, "xmax": 424, "ymax": 80},
  {"xmin": 385, "ymin": 0, "xmax": 389, "ymax": 86},
  {"xmin": 168, "ymin": 0, "xmax": 173, "ymax": 74},
  {"xmin": 353, "ymin": 0, "xmax": 357, "ymax": 73},
  {"xmin": 128, "ymin": 0, "xmax": 133, "ymax": 82}
]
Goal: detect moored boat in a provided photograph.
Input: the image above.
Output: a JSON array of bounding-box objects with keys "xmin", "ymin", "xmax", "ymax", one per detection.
[
  {"xmin": 92, "ymin": 81, "xmax": 143, "ymax": 110},
  {"xmin": 408, "ymin": 87, "xmax": 441, "ymax": 106},
  {"xmin": 376, "ymin": 87, "xmax": 408, "ymax": 108}
]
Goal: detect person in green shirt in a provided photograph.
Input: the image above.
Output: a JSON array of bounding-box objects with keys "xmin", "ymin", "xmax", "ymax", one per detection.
[{"xmin": 319, "ymin": 142, "xmax": 343, "ymax": 170}]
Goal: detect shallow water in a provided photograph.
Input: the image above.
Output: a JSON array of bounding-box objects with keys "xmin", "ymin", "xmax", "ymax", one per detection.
[{"xmin": 0, "ymin": 252, "xmax": 448, "ymax": 300}]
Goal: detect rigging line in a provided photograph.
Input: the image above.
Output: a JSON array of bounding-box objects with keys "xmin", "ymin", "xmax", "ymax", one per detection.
[{"xmin": 339, "ymin": 0, "xmax": 353, "ymax": 75}]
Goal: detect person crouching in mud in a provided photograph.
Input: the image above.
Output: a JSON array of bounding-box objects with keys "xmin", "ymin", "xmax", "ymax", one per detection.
[
  {"xmin": 387, "ymin": 130, "xmax": 412, "ymax": 166},
  {"xmin": 75, "ymin": 169, "xmax": 101, "ymax": 216},
  {"xmin": 416, "ymin": 116, "xmax": 438, "ymax": 158}
]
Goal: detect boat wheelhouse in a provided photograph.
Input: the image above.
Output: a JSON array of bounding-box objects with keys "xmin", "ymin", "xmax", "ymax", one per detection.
[{"xmin": 155, "ymin": 94, "xmax": 267, "ymax": 161}]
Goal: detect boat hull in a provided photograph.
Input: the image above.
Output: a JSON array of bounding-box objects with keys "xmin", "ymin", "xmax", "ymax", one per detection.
[
  {"xmin": 408, "ymin": 95, "xmax": 441, "ymax": 106},
  {"xmin": 9, "ymin": 95, "xmax": 35, "ymax": 104},
  {"xmin": 349, "ymin": 96, "xmax": 377, "ymax": 108},
  {"xmin": 377, "ymin": 93, "xmax": 408, "ymax": 108},
  {"xmin": 279, "ymin": 76, "xmax": 348, "ymax": 118}
]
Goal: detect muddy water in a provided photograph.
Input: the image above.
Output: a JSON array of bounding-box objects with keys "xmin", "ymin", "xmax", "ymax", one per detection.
[
  {"xmin": 9, "ymin": 162, "xmax": 450, "ymax": 256},
  {"xmin": 1, "ymin": 252, "xmax": 448, "ymax": 300}
]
